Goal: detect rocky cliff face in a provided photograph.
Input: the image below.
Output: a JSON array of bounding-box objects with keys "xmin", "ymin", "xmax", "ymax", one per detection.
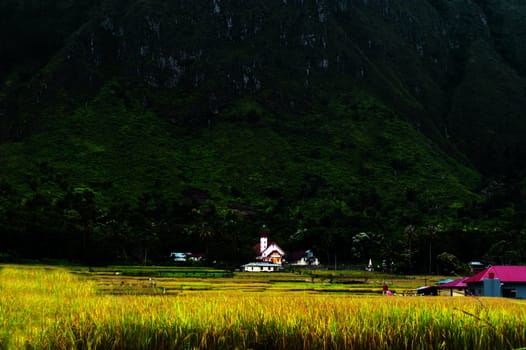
[
  {"xmin": 2, "ymin": 0, "xmax": 526, "ymax": 265},
  {"xmin": 2, "ymin": 0, "xmax": 526, "ymax": 175}
]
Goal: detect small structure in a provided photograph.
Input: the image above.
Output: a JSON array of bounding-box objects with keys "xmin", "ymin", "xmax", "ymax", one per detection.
[
  {"xmin": 289, "ymin": 249, "xmax": 320, "ymax": 266},
  {"xmin": 255, "ymin": 231, "xmax": 285, "ymax": 265},
  {"xmin": 241, "ymin": 262, "xmax": 281, "ymax": 272},
  {"xmin": 366, "ymin": 258, "xmax": 374, "ymax": 271},
  {"xmin": 416, "ymin": 285, "xmax": 438, "ymax": 296},
  {"xmin": 187, "ymin": 253, "xmax": 205, "ymax": 262},
  {"xmin": 169, "ymin": 252, "xmax": 205, "ymax": 262},
  {"xmin": 465, "ymin": 265, "xmax": 526, "ymax": 298},
  {"xmin": 169, "ymin": 252, "xmax": 188, "ymax": 262},
  {"xmin": 437, "ymin": 277, "xmax": 469, "ymax": 296}
]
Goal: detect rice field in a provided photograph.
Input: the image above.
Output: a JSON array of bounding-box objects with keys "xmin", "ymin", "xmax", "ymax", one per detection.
[{"xmin": 1, "ymin": 265, "xmax": 525, "ymax": 349}]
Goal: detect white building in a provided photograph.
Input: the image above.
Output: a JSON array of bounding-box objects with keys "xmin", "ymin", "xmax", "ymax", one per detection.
[
  {"xmin": 256, "ymin": 231, "xmax": 285, "ymax": 265},
  {"xmin": 169, "ymin": 252, "xmax": 188, "ymax": 262},
  {"xmin": 241, "ymin": 262, "xmax": 282, "ymax": 272}
]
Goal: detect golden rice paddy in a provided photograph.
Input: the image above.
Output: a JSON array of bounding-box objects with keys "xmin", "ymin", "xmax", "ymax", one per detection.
[{"xmin": 1, "ymin": 265, "xmax": 525, "ymax": 349}]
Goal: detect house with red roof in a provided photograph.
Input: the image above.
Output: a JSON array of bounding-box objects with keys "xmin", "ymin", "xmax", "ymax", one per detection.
[
  {"xmin": 464, "ymin": 265, "xmax": 526, "ymax": 298},
  {"xmin": 437, "ymin": 277, "xmax": 469, "ymax": 296}
]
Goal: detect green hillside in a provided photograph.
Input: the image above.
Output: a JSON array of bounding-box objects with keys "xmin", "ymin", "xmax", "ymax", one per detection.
[{"xmin": 1, "ymin": 0, "xmax": 526, "ymax": 269}]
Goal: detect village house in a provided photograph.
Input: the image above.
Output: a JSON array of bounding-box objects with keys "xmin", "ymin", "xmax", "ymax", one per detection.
[
  {"xmin": 464, "ymin": 265, "xmax": 526, "ymax": 298},
  {"xmin": 289, "ymin": 249, "xmax": 320, "ymax": 266},
  {"xmin": 169, "ymin": 252, "xmax": 187, "ymax": 262},
  {"xmin": 436, "ymin": 277, "xmax": 469, "ymax": 296}
]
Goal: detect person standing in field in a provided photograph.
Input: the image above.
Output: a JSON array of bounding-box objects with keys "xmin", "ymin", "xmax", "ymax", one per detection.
[{"xmin": 383, "ymin": 283, "xmax": 389, "ymax": 295}]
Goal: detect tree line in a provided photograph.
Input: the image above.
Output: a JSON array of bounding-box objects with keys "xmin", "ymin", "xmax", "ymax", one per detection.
[{"xmin": 2, "ymin": 176, "xmax": 525, "ymax": 274}]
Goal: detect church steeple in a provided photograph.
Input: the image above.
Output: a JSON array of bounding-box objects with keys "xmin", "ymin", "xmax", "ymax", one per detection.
[{"xmin": 260, "ymin": 231, "xmax": 268, "ymax": 253}]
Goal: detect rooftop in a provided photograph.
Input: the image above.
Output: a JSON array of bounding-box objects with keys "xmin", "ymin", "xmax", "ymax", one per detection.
[
  {"xmin": 465, "ymin": 265, "xmax": 526, "ymax": 283},
  {"xmin": 437, "ymin": 277, "xmax": 469, "ymax": 288},
  {"xmin": 242, "ymin": 262, "xmax": 281, "ymax": 267}
]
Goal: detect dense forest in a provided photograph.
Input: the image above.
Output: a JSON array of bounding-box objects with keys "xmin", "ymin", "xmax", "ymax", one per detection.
[{"xmin": 1, "ymin": 0, "xmax": 526, "ymax": 272}]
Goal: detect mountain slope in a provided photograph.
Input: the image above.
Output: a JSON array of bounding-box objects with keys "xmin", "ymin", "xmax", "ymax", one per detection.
[{"xmin": 1, "ymin": 0, "xmax": 525, "ymax": 267}]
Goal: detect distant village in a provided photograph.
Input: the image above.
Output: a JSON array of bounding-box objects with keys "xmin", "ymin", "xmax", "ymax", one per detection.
[
  {"xmin": 170, "ymin": 230, "xmax": 526, "ymax": 299},
  {"xmin": 170, "ymin": 229, "xmax": 319, "ymax": 272}
]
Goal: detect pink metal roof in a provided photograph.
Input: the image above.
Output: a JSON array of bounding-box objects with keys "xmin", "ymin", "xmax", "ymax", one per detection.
[{"xmin": 464, "ymin": 266, "xmax": 526, "ymax": 283}]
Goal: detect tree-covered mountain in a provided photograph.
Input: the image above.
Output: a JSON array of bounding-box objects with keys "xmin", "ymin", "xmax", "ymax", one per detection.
[{"xmin": 1, "ymin": 0, "xmax": 526, "ymax": 271}]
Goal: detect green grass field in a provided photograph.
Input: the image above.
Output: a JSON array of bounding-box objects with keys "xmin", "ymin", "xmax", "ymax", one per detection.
[
  {"xmin": 1, "ymin": 265, "xmax": 525, "ymax": 349},
  {"xmin": 70, "ymin": 265, "xmax": 447, "ymax": 296}
]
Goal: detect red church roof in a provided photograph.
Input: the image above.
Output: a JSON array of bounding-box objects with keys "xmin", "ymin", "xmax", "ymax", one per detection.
[{"xmin": 464, "ymin": 265, "xmax": 526, "ymax": 283}]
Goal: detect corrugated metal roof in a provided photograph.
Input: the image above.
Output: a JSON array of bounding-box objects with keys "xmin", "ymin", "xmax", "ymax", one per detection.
[
  {"xmin": 436, "ymin": 278, "xmax": 455, "ymax": 285},
  {"xmin": 465, "ymin": 266, "xmax": 526, "ymax": 283},
  {"xmin": 437, "ymin": 277, "xmax": 469, "ymax": 288}
]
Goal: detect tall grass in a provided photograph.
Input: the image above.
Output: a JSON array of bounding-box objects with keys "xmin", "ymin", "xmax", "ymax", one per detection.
[{"xmin": 1, "ymin": 265, "xmax": 525, "ymax": 349}]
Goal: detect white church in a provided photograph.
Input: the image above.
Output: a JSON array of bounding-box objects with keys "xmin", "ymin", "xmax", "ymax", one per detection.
[{"xmin": 241, "ymin": 230, "xmax": 285, "ymax": 272}]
